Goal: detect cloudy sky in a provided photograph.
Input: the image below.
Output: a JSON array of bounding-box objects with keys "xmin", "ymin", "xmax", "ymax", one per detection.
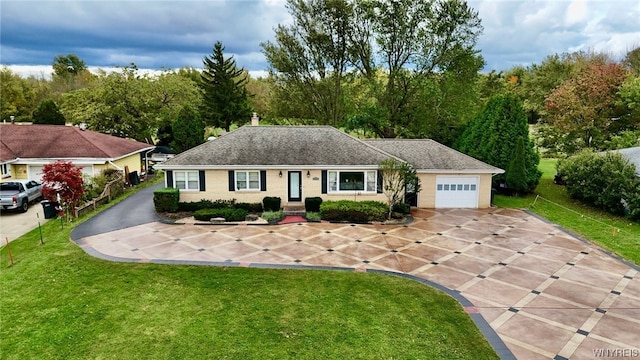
[{"xmin": 1, "ymin": 0, "xmax": 639, "ymax": 78}]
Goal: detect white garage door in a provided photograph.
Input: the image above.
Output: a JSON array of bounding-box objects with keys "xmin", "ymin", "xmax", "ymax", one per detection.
[
  {"xmin": 29, "ymin": 164, "xmax": 94, "ymax": 182},
  {"xmin": 435, "ymin": 176, "xmax": 479, "ymax": 208}
]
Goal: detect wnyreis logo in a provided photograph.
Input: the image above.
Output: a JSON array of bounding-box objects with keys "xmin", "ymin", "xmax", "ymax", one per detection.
[{"xmin": 593, "ymin": 348, "xmax": 640, "ymax": 357}]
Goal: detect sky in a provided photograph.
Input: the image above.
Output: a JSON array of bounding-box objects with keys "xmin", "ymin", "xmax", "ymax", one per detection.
[{"xmin": 1, "ymin": 0, "xmax": 639, "ymax": 79}]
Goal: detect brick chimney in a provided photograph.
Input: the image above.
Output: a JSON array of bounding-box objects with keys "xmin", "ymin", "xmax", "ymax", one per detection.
[{"xmin": 251, "ymin": 112, "xmax": 259, "ymax": 126}]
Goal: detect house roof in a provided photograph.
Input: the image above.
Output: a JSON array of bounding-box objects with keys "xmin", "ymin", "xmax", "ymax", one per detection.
[
  {"xmin": 364, "ymin": 139, "xmax": 504, "ymax": 173},
  {"xmin": 159, "ymin": 125, "xmax": 503, "ymax": 173},
  {"xmin": 160, "ymin": 126, "xmax": 396, "ymax": 168},
  {"xmin": 610, "ymin": 146, "xmax": 640, "ymax": 176},
  {"xmin": 0, "ymin": 124, "xmax": 154, "ymax": 162}
]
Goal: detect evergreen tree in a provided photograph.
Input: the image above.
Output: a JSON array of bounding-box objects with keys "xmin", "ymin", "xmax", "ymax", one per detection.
[
  {"xmin": 456, "ymin": 94, "xmax": 541, "ymax": 192},
  {"xmin": 32, "ymin": 99, "xmax": 66, "ymax": 125},
  {"xmin": 505, "ymin": 136, "xmax": 528, "ymax": 194},
  {"xmin": 170, "ymin": 105, "xmax": 204, "ymax": 153},
  {"xmin": 200, "ymin": 41, "xmax": 251, "ymax": 131}
]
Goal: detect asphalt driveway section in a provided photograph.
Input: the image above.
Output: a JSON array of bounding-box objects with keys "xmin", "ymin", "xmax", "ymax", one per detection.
[
  {"xmin": 72, "ymin": 207, "xmax": 640, "ymax": 359},
  {"xmin": 0, "ymin": 201, "xmax": 50, "ymax": 242},
  {"xmin": 71, "ymin": 183, "xmax": 163, "ymax": 240}
]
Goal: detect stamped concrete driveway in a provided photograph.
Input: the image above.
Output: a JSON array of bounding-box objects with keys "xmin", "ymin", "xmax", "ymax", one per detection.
[{"xmin": 73, "ymin": 206, "xmax": 640, "ymax": 359}]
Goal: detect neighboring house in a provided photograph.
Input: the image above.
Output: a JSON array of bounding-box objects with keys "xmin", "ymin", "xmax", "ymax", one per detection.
[
  {"xmin": 611, "ymin": 146, "xmax": 640, "ymax": 177},
  {"xmin": 156, "ymin": 125, "xmax": 504, "ymax": 209},
  {"xmin": 0, "ymin": 124, "xmax": 155, "ymax": 182}
]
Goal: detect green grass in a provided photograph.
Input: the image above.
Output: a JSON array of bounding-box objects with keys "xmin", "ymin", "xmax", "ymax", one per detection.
[
  {"xmin": 494, "ymin": 158, "xmax": 640, "ymax": 265},
  {"xmin": 1, "ymin": 188, "xmax": 498, "ymax": 359}
]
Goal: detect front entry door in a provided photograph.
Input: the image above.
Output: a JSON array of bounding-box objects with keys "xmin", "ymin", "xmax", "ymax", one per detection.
[{"xmin": 288, "ymin": 171, "xmax": 302, "ymax": 202}]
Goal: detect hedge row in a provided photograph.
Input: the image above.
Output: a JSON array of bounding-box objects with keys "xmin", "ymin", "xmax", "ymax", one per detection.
[
  {"xmin": 320, "ymin": 200, "xmax": 388, "ymax": 223},
  {"xmin": 193, "ymin": 208, "xmax": 248, "ymax": 222},
  {"xmin": 178, "ymin": 199, "xmax": 263, "ymax": 213}
]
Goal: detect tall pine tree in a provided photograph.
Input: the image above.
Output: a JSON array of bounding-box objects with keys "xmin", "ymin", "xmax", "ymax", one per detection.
[
  {"xmin": 456, "ymin": 94, "xmax": 541, "ymax": 192},
  {"xmin": 200, "ymin": 41, "xmax": 251, "ymax": 131}
]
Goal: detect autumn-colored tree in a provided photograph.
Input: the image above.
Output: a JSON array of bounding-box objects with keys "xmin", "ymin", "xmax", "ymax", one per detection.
[
  {"xmin": 41, "ymin": 160, "xmax": 85, "ymax": 219},
  {"xmin": 544, "ymin": 62, "xmax": 629, "ymax": 150}
]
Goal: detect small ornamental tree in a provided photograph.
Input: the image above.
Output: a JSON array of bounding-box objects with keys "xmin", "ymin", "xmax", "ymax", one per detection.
[
  {"xmin": 379, "ymin": 158, "xmax": 420, "ymax": 219},
  {"xmin": 41, "ymin": 160, "xmax": 85, "ymax": 219}
]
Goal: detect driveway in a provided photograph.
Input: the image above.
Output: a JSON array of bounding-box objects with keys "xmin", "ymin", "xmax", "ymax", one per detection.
[
  {"xmin": 0, "ymin": 202, "xmax": 50, "ymax": 242},
  {"xmin": 72, "ymin": 194, "xmax": 640, "ymax": 359}
]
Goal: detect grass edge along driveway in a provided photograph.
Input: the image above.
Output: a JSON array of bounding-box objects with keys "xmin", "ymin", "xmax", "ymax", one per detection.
[
  {"xmin": 1, "ymin": 208, "xmax": 498, "ymax": 359},
  {"xmin": 494, "ymin": 158, "xmax": 640, "ymax": 266}
]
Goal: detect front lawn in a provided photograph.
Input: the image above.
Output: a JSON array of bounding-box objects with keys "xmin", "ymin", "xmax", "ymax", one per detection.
[
  {"xmin": 1, "ymin": 210, "xmax": 497, "ymax": 359},
  {"xmin": 494, "ymin": 158, "xmax": 640, "ymax": 265}
]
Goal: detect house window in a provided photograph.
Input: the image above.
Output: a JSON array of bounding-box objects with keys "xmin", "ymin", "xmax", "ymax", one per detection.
[
  {"xmin": 1, "ymin": 164, "xmax": 10, "ymax": 178},
  {"xmin": 174, "ymin": 171, "xmax": 199, "ymax": 190},
  {"xmin": 236, "ymin": 170, "xmax": 260, "ymax": 190},
  {"xmin": 328, "ymin": 170, "xmax": 377, "ymax": 192}
]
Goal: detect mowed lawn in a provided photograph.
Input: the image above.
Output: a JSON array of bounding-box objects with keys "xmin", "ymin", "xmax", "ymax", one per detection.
[
  {"xmin": 494, "ymin": 158, "xmax": 640, "ymax": 265},
  {"xmin": 0, "ymin": 210, "xmax": 498, "ymax": 359}
]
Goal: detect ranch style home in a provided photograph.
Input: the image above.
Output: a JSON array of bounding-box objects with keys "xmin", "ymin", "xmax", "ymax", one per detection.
[
  {"xmin": 156, "ymin": 125, "xmax": 503, "ymax": 209},
  {"xmin": 0, "ymin": 124, "xmax": 154, "ymax": 182}
]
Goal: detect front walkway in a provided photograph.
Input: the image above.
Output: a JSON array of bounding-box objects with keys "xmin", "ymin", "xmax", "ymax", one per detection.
[{"xmin": 73, "ymin": 208, "xmax": 640, "ymax": 359}]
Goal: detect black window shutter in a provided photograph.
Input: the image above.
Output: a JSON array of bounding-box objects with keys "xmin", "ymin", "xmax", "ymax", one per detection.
[
  {"xmin": 166, "ymin": 170, "xmax": 173, "ymax": 188},
  {"xmin": 199, "ymin": 170, "xmax": 206, "ymax": 191},
  {"xmin": 321, "ymin": 170, "xmax": 327, "ymax": 194},
  {"xmin": 260, "ymin": 170, "xmax": 267, "ymax": 191},
  {"xmin": 228, "ymin": 171, "xmax": 235, "ymax": 191},
  {"xmin": 377, "ymin": 171, "xmax": 383, "ymax": 193}
]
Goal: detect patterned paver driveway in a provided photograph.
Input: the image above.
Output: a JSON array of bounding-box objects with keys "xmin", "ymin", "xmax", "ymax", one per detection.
[{"xmin": 74, "ymin": 208, "xmax": 640, "ymax": 359}]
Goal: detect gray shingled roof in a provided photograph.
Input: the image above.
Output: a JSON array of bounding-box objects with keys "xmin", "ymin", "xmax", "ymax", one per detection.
[
  {"xmin": 160, "ymin": 126, "xmax": 395, "ymax": 167},
  {"xmin": 364, "ymin": 139, "xmax": 504, "ymax": 173}
]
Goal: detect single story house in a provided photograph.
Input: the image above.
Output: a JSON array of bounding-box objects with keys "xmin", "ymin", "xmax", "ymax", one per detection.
[
  {"xmin": 0, "ymin": 124, "xmax": 155, "ymax": 182},
  {"xmin": 156, "ymin": 125, "xmax": 503, "ymax": 209}
]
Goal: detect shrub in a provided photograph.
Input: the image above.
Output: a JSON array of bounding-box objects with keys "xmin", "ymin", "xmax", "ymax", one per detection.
[
  {"xmin": 304, "ymin": 197, "xmax": 323, "ymax": 212},
  {"xmin": 261, "ymin": 210, "xmax": 283, "ymax": 222},
  {"xmin": 558, "ymin": 150, "xmax": 639, "ymax": 217},
  {"xmin": 319, "ymin": 200, "xmax": 388, "ymax": 223},
  {"xmin": 193, "ymin": 208, "xmax": 248, "ymax": 222},
  {"xmin": 263, "ymin": 196, "xmax": 281, "ymax": 212},
  {"xmin": 392, "ymin": 203, "xmax": 411, "ymax": 215},
  {"xmin": 178, "ymin": 199, "xmax": 235, "ymax": 212},
  {"xmin": 305, "ymin": 211, "xmax": 321, "ymax": 222},
  {"xmin": 235, "ymin": 202, "xmax": 263, "ymax": 213},
  {"xmin": 154, "ymin": 187, "xmax": 180, "ymax": 212}
]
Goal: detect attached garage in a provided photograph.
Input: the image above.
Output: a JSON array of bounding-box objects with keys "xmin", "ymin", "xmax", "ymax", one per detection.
[
  {"xmin": 435, "ymin": 176, "xmax": 479, "ymax": 208},
  {"xmin": 29, "ymin": 164, "xmax": 94, "ymax": 181}
]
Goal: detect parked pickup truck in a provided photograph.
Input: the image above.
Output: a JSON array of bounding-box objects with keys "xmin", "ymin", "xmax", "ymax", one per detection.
[{"xmin": 0, "ymin": 180, "xmax": 43, "ymax": 213}]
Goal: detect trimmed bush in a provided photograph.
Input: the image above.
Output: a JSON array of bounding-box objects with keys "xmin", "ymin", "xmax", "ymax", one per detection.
[
  {"xmin": 392, "ymin": 203, "xmax": 411, "ymax": 215},
  {"xmin": 263, "ymin": 196, "xmax": 281, "ymax": 212},
  {"xmin": 261, "ymin": 210, "xmax": 283, "ymax": 222},
  {"xmin": 193, "ymin": 208, "xmax": 248, "ymax": 222},
  {"xmin": 320, "ymin": 200, "xmax": 388, "ymax": 223},
  {"xmin": 153, "ymin": 187, "xmax": 179, "ymax": 212},
  {"xmin": 305, "ymin": 211, "xmax": 321, "ymax": 222},
  {"xmin": 235, "ymin": 202, "xmax": 263, "ymax": 213},
  {"xmin": 178, "ymin": 199, "xmax": 235, "ymax": 212},
  {"xmin": 304, "ymin": 197, "xmax": 323, "ymax": 212}
]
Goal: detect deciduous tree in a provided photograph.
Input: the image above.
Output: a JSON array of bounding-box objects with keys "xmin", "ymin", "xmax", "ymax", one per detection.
[
  {"xmin": 544, "ymin": 62, "xmax": 630, "ymax": 150},
  {"xmin": 41, "ymin": 160, "xmax": 85, "ymax": 220},
  {"xmin": 378, "ymin": 158, "xmax": 420, "ymax": 219}
]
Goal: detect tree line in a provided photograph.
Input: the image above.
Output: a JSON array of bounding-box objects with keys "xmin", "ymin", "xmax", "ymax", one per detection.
[{"xmin": 1, "ymin": 0, "xmax": 638, "ymax": 158}]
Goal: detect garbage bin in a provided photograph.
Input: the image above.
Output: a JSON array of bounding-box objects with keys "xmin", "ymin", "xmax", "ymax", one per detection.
[
  {"xmin": 41, "ymin": 200, "xmax": 59, "ymax": 219},
  {"xmin": 129, "ymin": 171, "xmax": 139, "ymax": 185}
]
